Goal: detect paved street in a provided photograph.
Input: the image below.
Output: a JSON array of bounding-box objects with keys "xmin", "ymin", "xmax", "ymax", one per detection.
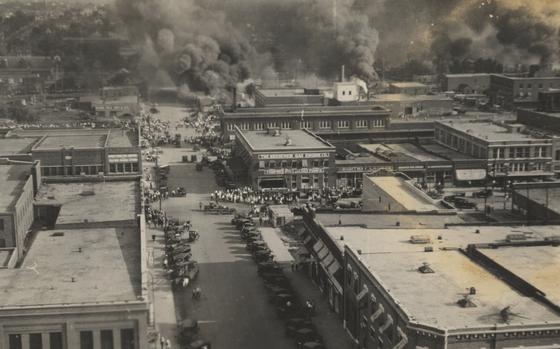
[
  {"xmin": 161, "ymin": 162, "xmax": 294, "ymax": 348},
  {"xmin": 146, "ymin": 105, "xmax": 355, "ymax": 349}
]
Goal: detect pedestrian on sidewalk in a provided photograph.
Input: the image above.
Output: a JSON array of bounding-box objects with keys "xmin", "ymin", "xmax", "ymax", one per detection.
[
  {"xmin": 159, "ymin": 335, "xmax": 165, "ymax": 349},
  {"xmin": 199, "ymin": 201, "xmax": 202, "ymax": 210},
  {"xmin": 166, "ymin": 338, "xmax": 171, "ymax": 349}
]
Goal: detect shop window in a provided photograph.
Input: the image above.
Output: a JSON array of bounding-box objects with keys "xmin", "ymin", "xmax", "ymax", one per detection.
[
  {"xmin": 121, "ymin": 329, "xmax": 136, "ymax": 349},
  {"xmin": 101, "ymin": 330, "xmax": 114, "ymax": 349},
  {"xmin": 132, "ymin": 163, "xmax": 139, "ymax": 172},
  {"xmin": 110, "ymin": 164, "xmax": 116, "ymax": 172},
  {"xmin": 80, "ymin": 331, "xmax": 94, "ymax": 349},
  {"xmin": 30, "ymin": 334, "xmax": 43, "ymax": 349},
  {"xmin": 9, "ymin": 334, "xmax": 22, "ymax": 349},
  {"xmin": 49, "ymin": 333, "xmax": 63, "ymax": 349}
]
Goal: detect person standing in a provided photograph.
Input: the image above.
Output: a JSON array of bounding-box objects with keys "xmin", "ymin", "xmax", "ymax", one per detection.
[
  {"xmin": 166, "ymin": 338, "xmax": 171, "ymax": 349},
  {"xmin": 159, "ymin": 335, "xmax": 165, "ymax": 349}
]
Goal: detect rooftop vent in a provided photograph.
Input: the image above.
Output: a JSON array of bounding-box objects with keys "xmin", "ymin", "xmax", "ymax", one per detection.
[
  {"xmin": 284, "ymin": 136, "xmax": 292, "ymax": 146},
  {"xmin": 424, "ymin": 246, "xmax": 434, "ymax": 252},
  {"xmin": 80, "ymin": 190, "xmax": 95, "ymax": 196},
  {"xmin": 506, "ymin": 233, "xmax": 527, "ymax": 242},
  {"xmin": 50, "ymin": 232, "xmax": 64, "ymax": 237},
  {"xmin": 410, "ymin": 235, "xmax": 431, "ymax": 244},
  {"xmin": 418, "ymin": 262, "xmax": 434, "ymax": 274},
  {"xmin": 457, "ymin": 295, "xmax": 477, "ymax": 308}
]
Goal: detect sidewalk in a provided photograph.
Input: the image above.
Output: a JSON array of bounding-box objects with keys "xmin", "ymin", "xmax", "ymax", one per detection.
[
  {"xmin": 285, "ymin": 268, "xmax": 355, "ymax": 349},
  {"xmin": 147, "ymin": 225, "xmax": 181, "ymax": 349}
]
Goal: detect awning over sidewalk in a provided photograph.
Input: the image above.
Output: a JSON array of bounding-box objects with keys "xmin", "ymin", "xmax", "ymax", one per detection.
[
  {"xmin": 455, "ymin": 169, "xmax": 486, "ymax": 181},
  {"xmin": 260, "ymin": 227, "xmax": 295, "ymax": 264}
]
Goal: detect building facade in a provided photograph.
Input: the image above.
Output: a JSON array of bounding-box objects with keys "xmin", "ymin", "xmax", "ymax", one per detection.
[
  {"xmin": 220, "ymin": 105, "xmax": 391, "ymax": 141},
  {"xmin": 254, "ymin": 88, "xmax": 327, "ymax": 107},
  {"xmin": 434, "ymin": 121, "xmax": 554, "ymax": 181},
  {"xmin": 444, "ymin": 73, "xmax": 491, "ymax": 94},
  {"xmin": 3, "ymin": 129, "xmax": 142, "ymax": 177},
  {"xmin": 489, "ymin": 74, "xmax": 560, "ymax": 109},
  {"xmin": 233, "ymin": 127, "xmax": 337, "ymax": 191}
]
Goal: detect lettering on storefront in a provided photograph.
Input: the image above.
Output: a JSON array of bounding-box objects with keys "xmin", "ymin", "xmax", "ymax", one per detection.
[
  {"xmin": 108, "ymin": 154, "xmax": 139, "ymax": 163},
  {"xmin": 260, "ymin": 168, "xmax": 325, "ymax": 175},
  {"xmin": 257, "ymin": 152, "xmax": 330, "ymax": 160},
  {"xmin": 337, "ymin": 166, "xmax": 392, "ymax": 173}
]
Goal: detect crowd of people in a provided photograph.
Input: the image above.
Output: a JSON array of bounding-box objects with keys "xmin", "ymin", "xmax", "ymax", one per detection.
[{"xmin": 211, "ymin": 187, "xmax": 299, "ymax": 205}]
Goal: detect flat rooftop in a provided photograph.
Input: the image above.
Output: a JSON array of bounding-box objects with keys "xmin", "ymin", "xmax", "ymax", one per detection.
[
  {"xmin": 7, "ymin": 128, "xmax": 137, "ymax": 149},
  {"xmin": 0, "ymin": 164, "xmax": 31, "ymax": 212},
  {"xmin": 421, "ymin": 142, "xmax": 478, "ymax": 160},
  {"xmin": 257, "ymin": 88, "xmax": 321, "ymax": 97},
  {"xmin": 107, "ymin": 129, "xmax": 137, "ymax": 148},
  {"xmin": 356, "ymin": 250, "xmax": 559, "ymax": 329},
  {"xmin": 35, "ymin": 134, "xmax": 107, "ymax": 149},
  {"xmin": 360, "ymin": 143, "xmax": 448, "ymax": 163},
  {"xmin": 366, "ymin": 176, "xmax": 442, "ymax": 211},
  {"xmin": 35, "ymin": 181, "xmax": 138, "ymax": 226},
  {"xmin": 223, "ymin": 105, "xmax": 389, "ymax": 118},
  {"xmin": 438, "ymin": 121, "xmax": 546, "ymax": 142},
  {"xmin": 316, "ymin": 213, "xmax": 464, "ymax": 229},
  {"xmin": 390, "ymin": 82, "xmax": 428, "ymax": 88},
  {"xmin": 0, "ymin": 137, "xmax": 38, "ymax": 155},
  {"xmin": 480, "ymin": 245, "xmax": 560, "ymax": 307},
  {"xmin": 324, "ymin": 225, "xmax": 560, "ymax": 329},
  {"xmin": 239, "ymin": 129, "xmax": 334, "ymax": 152},
  {"xmin": 0, "ymin": 227, "xmax": 141, "ymax": 307},
  {"xmin": 515, "ymin": 186, "xmax": 560, "ymax": 214},
  {"xmin": 372, "ymin": 94, "xmax": 452, "ymax": 102}
]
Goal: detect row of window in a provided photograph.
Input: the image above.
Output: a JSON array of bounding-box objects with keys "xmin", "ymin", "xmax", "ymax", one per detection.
[
  {"xmin": 259, "ymin": 159, "xmax": 329, "ymax": 169},
  {"xmin": 228, "ymin": 119, "xmax": 385, "ymax": 131},
  {"xmin": 517, "ymin": 82, "xmax": 557, "ymax": 89},
  {"xmin": 41, "ymin": 165, "xmax": 104, "ymax": 176},
  {"xmin": 491, "ymin": 146, "xmax": 548, "ymax": 159},
  {"xmin": 109, "ymin": 162, "xmax": 139, "ymax": 173},
  {"xmin": 8, "ymin": 329, "xmax": 135, "ymax": 349}
]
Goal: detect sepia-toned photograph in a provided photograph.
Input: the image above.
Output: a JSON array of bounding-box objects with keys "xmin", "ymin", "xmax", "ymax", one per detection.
[{"xmin": 0, "ymin": 0, "xmax": 559, "ymax": 348}]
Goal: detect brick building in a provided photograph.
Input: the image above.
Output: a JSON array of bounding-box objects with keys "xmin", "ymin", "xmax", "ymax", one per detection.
[
  {"xmin": 434, "ymin": 120, "xmax": 554, "ymax": 181},
  {"xmin": 0, "ymin": 179, "xmax": 149, "ymax": 349},
  {"xmin": 0, "ymin": 160, "xmax": 40, "ymax": 266},
  {"xmin": 232, "ymin": 126, "xmax": 336, "ymax": 191},
  {"xmin": 300, "ymin": 217, "xmax": 560, "ymax": 349},
  {"xmin": 444, "ymin": 73, "xmax": 491, "ymax": 94},
  {"xmin": 254, "ymin": 87, "xmax": 327, "ymax": 107},
  {"xmin": 489, "ymin": 74, "xmax": 560, "ymax": 109},
  {"xmin": 4, "ymin": 128, "xmax": 141, "ymax": 177},
  {"xmin": 220, "ymin": 105, "xmax": 390, "ymax": 142}
]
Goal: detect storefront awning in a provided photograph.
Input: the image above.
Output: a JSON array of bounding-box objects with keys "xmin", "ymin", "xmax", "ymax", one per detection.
[
  {"xmin": 317, "ymin": 245, "xmax": 330, "ymax": 261},
  {"xmin": 312, "ymin": 240, "xmax": 325, "ymax": 254},
  {"xmin": 455, "ymin": 169, "xmax": 486, "ymax": 181}
]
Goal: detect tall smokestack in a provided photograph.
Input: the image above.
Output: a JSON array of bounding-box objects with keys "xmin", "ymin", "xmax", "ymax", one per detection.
[
  {"xmin": 232, "ymin": 87, "xmax": 237, "ymax": 111},
  {"xmin": 341, "ymin": 65, "xmax": 345, "ymax": 82}
]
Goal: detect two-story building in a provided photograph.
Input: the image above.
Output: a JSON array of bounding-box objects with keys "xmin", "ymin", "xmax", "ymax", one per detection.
[
  {"xmin": 434, "ymin": 120, "xmax": 554, "ymax": 182},
  {"xmin": 489, "ymin": 74, "xmax": 560, "ymax": 109}
]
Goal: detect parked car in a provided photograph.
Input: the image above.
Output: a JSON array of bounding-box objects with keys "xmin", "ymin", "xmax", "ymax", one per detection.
[
  {"xmin": 472, "ymin": 189, "xmax": 493, "ymax": 198},
  {"xmin": 453, "ymin": 197, "xmax": 477, "ymax": 209}
]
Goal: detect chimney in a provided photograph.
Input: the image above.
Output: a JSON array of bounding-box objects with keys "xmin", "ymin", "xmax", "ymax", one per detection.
[
  {"xmin": 341, "ymin": 65, "xmax": 345, "ymax": 82},
  {"xmin": 232, "ymin": 87, "xmax": 237, "ymax": 111}
]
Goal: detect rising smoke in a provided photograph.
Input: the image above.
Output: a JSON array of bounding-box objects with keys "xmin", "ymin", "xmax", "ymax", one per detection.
[{"xmin": 113, "ymin": 0, "xmax": 560, "ymax": 96}]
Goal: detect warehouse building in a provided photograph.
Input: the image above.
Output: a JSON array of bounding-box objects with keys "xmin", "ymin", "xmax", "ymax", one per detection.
[
  {"xmin": 370, "ymin": 94, "xmax": 454, "ymax": 118},
  {"xmin": 489, "ymin": 74, "xmax": 560, "ymax": 109}
]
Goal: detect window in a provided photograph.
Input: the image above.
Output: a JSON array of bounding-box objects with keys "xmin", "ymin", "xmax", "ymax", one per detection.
[
  {"xmin": 312, "ymin": 160, "xmax": 320, "ymax": 167},
  {"xmin": 319, "ymin": 120, "xmax": 331, "ymax": 129},
  {"xmin": 349, "ymin": 90, "xmax": 352, "ymax": 95},
  {"xmin": 281, "ymin": 121, "xmax": 291, "ymax": 129},
  {"xmin": 30, "ymin": 333, "xmax": 43, "ymax": 349},
  {"xmin": 50, "ymin": 333, "xmax": 63, "ymax": 349},
  {"xmin": 226, "ymin": 123, "xmax": 235, "ymax": 131},
  {"xmin": 121, "ymin": 329, "xmax": 135, "ymax": 349},
  {"xmin": 0, "ymin": 219, "xmax": 4, "ymax": 230},
  {"xmin": 527, "ymin": 84, "xmax": 532, "ymax": 88},
  {"xmin": 240, "ymin": 122, "xmax": 250, "ymax": 130},
  {"xmin": 101, "ymin": 330, "xmax": 114, "ymax": 349},
  {"xmin": 9, "ymin": 334, "xmax": 22, "ymax": 349},
  {"xmin": 539, "ymin": 83, "xmax": 543, "ymax": 89},
  {"xmin": 519, "ymin": 83, "xmax": 524, "ymax": 88},
  {"xmin": 356, "ymin": 120, "xmax": 368, "ymax": 128},
  {"xmin": 301, "ymin": 121, "xmax": 312, "ymax": 129},
  {"xmin": 373, "ymin": 119, "xmax": 385, "ymax": 127},
  {"xmin": 254, "ymin": 122, "xmax": 264, "ymax": 130},
  {"xmin": 80, "ymin": 331, "xmax": 94, "ymax": 349},
  {"xmin": 337, "ymin": 120, "xmax": 350, "ymax": 128},
  {"xmin": 342, "ymin": 91, "xmax": 346, "ymax": 95}
]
